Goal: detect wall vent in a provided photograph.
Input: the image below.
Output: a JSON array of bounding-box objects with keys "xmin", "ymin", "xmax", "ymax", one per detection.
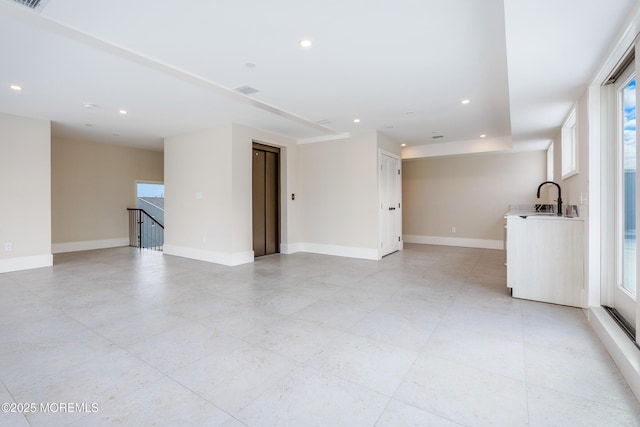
[
  {"xmin": 234, "ymin": 85, "xmax": 259, "ymax": 95},
  {"xmin": 11, "ymin": 0, "xmax": 50, "ymax": 11}
]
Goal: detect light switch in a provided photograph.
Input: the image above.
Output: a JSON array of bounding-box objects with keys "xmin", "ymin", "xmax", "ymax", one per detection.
[
  {"xmin": 195, "ymin": 192, "xmax": 203, "ymax": 200},
  {"xmin": 4, "ymin": 242, "xmax": 13, "ymax": 252}
]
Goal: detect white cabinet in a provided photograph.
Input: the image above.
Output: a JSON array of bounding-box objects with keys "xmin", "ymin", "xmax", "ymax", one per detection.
[{"xmin": 506, "ymin": 216, "xmax": 584, "ymax": 307}]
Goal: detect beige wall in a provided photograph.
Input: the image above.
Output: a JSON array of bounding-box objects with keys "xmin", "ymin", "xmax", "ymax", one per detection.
[
  {"xmin": 164, "ymin": 125, "xmax": 234, "ymax": 259},
  {"xmin": 298, "ymin": 130, "xmax": 380, "ymax": 256},
  {"xmin": 402, "ymin": 151, "xmax": 546, "ymax": 245},
  {"xmin": 0, "ymin": 113, "xmax": 52, "ymax": 272},
  {"xmin": 231, "ymin": 124, "xmax": 300, "ymax": 252},
  {"xmin": 164, "ymin": 123, "xmax": 297, "ymax": 265},
  {"xmin": 51, "ymin": 138, "xmax": 163, "ymax": 250}
]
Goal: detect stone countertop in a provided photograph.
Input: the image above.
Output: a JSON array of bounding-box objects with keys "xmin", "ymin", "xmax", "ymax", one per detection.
[{"xmin": 505, "ymin": 204, "xmax": 581, "ymax": 219}]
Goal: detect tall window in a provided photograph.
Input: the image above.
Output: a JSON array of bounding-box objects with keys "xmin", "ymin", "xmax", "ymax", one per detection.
[
  {"xmin": 547, "ymin": 142, "xmax": 554, "ymax": 181},
  {"xmin": 621, "ymin": 77, "xmax": 637, "ymax": 296},
  {"xmin": 561, "ymin": 108, "xmax": 578, "ymax": 178}
]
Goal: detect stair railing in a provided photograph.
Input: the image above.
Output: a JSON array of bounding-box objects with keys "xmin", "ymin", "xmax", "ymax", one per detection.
[{"xmin": 127, "ymin": 208, "xmax": 164, "ymax": 251}]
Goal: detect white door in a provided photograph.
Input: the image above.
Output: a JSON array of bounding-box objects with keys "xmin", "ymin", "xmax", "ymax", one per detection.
[{"xmin": 380, "ymin": 151, "xmax": 402, "ymax": 256}]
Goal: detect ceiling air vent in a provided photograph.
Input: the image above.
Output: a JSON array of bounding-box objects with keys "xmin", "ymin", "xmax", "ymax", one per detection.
[
  {"xmin": 234, "ymin": 85, "xmax": 259, "ymax": 95},
  {"xmin": 315, "ymin": 119, "xmax": 332, "ymax": 126},
  {"xmin": 11, "ymin": 0, "xmax": 50, "ymax": 10},
  {"xmin": 432, "ymin": 135, "xmax": 444, "ymax": 139}
]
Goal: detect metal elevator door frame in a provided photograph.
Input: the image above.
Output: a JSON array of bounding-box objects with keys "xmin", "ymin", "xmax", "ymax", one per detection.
[{"xmin": 252, "ymin": 142, "xmax": 280, "ymax": 257}]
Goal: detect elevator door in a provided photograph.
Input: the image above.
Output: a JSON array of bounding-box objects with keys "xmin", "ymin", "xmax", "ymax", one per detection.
[{"xmin": 252, "ymin": 143, "xmax": 280, "ymax": 257}]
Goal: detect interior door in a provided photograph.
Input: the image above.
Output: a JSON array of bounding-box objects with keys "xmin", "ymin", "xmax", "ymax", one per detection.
[
  {"xmin": 252, "ymin": 143, "xmax": 280, "ymax": 257},
  {"xmin": 380, "ymin": 151, "xmax": 401, "ymax": 256}
]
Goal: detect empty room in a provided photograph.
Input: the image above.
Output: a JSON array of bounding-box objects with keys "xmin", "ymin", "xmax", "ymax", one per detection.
[{"xmin": 2, "ymin": 0, "xmax": 640, "ymax": 425}]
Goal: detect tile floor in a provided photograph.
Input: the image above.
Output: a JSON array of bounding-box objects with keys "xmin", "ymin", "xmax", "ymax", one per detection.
[{"xmin": 1, "ymin": 244, "xmax": 639, "ymax": 426}]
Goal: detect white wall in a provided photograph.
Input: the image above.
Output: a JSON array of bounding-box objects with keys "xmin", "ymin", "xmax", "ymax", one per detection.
[
  {"xmin": 164, "ymin": 124, "xmax": 237, "ymax": 264},
  {"xmin": 402, "ymin": 151, "xmax": 547, "ymax": 249},
  {"xmin": 553, "ymin": 96, "xmax": 589, "ymax": 213},
  {"xmin": 231, "ymin": 124, "xmax": 300, "ymax": 254},
  {"xmin": 164, "ymin": 123, "xmax": 298, "ymax": 265},
  {"xmin": 0, "ymin": 113, "xmax": 52, "ymax": 272},
  {"xmin": 298, "ymin": 130, "xmax": 381, "ymax": 259},
  {"xmin": 51, "ymin": 137, "xmax": 163, "ymax": 253},
  {"xmin": 550, "ymin": 94, "xmax": 591, "ymax": 307},
  {"xmin": 377, "ymin": 132, "xmax": 402, "ymax": 156}
]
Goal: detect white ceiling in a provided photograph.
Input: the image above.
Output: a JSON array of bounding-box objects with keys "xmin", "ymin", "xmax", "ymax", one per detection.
[{"xmin": 0, "ymin": 0, "xmax": 636, "ymax": 153}]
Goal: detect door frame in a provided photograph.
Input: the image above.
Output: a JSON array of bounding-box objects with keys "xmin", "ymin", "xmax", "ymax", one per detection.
[
  {"xmin": 378, "ymin": 149, "xmax": 403, "ymax": 258},
  {"xmin": 601, "ymin": 49, "xmax": 640, "ymax": 342},
  {"xmin": 252, "ymin": 141, "xmax": 281, "ymax": 257}
]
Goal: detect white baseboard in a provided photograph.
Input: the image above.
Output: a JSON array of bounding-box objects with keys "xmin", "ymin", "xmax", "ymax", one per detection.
[
  {"xmin": 52, "ymin": 238, "xmax": 129, "ymax": 254},
  {"xmin": 588, "ymin": 306, "xmax": 640, "ymax": 402},
  {"xmin": 280, "ymin": 243, "xmax": 300, "ymax": 254},
  {"xmin": 403, "ymin": 235, "xmax": 504, "ymax": 250},
  {"xmin": 298, "ymin": 242, "xmax": 380, "ymax": 260},
  {"xmin": 0, "ymin": 254, "xmax": 53, "ymax": 273},
  {"xmin": 163, "ymin": 244, "xmax": 254, "ymax": 266}
]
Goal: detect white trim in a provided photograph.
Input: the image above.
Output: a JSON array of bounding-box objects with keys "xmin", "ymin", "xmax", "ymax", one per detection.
[
  {"xmin": 588, "ymin": 306, "xmax": 640, "ymax": 402},
  {"xmin": 0, "ymin": 254, "xmax": 53, "ymax": 273},
  {"xmin": 401, "ymin": 136, "xmax": 512, "ymax": 159},
  {"xmin": 378, "ymin": 148, "xmax": 403, "ymax": 258},
  {"xmin": 588, "ymin": 84, "xmax": 603, "ymax": 308},
  {"xmin": 590, "ymin": 6, "xmax": 640, "ymax": 87},
  {"xmin": 163, "ymin": 244, "xmax": 254, "ymax": 266},
  {"xmin": 297, "ymin": 133, "xmax": 351, "ymax": 145},
  {"xmin": 298, "ymin": 243, "xmax": 380, "ymax": 260},
  {"xmin": 403, "ymin": 235, "xmax": 504, "ymax": 250},
  {"xmin": 52, "ymin": 238, "xmax": 129, "ymax": 254},
  {"xmin": 561, "ymin": 106, "xmax": 579, "ymax": 179},
  {"xmin": 279, "ymin": 243, "xmax": 300, "ymax": 254}
]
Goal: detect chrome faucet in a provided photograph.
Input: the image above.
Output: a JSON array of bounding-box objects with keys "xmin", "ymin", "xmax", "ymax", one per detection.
[{"xmin": 537, "ymin": 181, "xmax": 563, "ymax": 216}]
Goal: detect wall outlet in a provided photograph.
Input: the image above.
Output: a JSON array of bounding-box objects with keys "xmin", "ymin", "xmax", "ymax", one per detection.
[
  {"xmin": 451, "ymin": 226, "xmax": 457, "ymax": 233},
  {"xmin": 4, "ymin": 242, "xmax": 13, "ymax": 252}
]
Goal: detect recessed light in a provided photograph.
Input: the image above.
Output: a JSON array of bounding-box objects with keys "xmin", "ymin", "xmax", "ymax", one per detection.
[
  {"xmin": 480, "ymin": 134, "xmax": 487, "ymax": 138},
  {"xmin": 461, "ymin": 99, "xmax": 470, "ymax": 105},
  {"xmin": 300, "ymin": 39, "xmax": 312, "ymax": 48},
  {"xmin": 401, "ymin": 143, "xmax": 407, "ymax": 147},
  {"xmin": 353, "ymin": 118, "xmax": 361, "ymax": 123},
  {"xmin": 10, "ymin": 85, "xmax": 22, "ymax": 91},
  {"xmin": 83, "ymin": 102, "xmax": 96, "ymax": 109},
  {"xmin": 119, "ymin": 110, "xmax": 128, "ymax": 115}
]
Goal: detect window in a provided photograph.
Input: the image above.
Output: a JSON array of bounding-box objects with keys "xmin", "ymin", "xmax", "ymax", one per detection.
[
  {"xmin": 620, "ymin": 76, "xmax": 636, "ymax": 297},
  {"xmin": 603, "ymin": 59, "xmax": 637, "ymax": 333},
  {"xmin": 561, "ymin": 108, "xmax": 578, "ymax": 178},
  {"xmin": 546, "ymin": 141, "xmax": 554, "ymax": 181}
]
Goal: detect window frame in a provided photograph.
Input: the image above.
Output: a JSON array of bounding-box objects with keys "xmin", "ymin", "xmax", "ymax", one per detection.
[{"xmin": 561, "ymin": 107, "xmax": 578, "ymax": 179}]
